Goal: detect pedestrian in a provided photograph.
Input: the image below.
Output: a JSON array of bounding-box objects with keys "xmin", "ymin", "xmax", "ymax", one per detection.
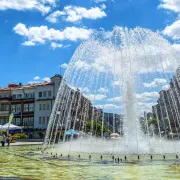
[
  {"xmin": 1, "ymin": 133, "xmax": 6, "ymax": 147},
  {"xmin": 6, "ymin": 134, "xmax": 10, "ymax": 147}
]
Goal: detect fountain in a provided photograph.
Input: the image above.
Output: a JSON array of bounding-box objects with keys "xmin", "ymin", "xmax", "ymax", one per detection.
[{"xmin": 43, "ymin": 27, "xmax": 180, "ymax": 161}]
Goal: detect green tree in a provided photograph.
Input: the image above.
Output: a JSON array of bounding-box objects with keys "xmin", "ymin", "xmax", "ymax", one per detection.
[{"xmin": 85, "ymin": 120, "xmax": 111, "ymax": 137}]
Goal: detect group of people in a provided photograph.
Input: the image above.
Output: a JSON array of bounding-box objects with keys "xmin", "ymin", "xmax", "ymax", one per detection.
[{"xmin": 1, "ymin": 132, "xmax": 10, "ymax": 147}]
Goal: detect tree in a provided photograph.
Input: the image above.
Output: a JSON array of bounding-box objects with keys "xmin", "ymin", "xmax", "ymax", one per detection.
[{"xmin": 85, "ymin": 120, "xmax": 111, "ymax": 137}]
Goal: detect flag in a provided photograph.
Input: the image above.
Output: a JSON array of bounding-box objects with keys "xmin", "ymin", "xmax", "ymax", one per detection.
[{"xmin": 8, "ymin": 113, "xmax": 14, "ymax": 128}]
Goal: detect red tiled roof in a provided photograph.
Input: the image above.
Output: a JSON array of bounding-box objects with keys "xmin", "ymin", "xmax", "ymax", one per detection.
[{"xmin": 0, "ymin": 82, "xmax": 53, "ymax": 91}]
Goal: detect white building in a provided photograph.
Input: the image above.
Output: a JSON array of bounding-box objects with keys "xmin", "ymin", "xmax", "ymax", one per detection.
[{"xmin": 0, "ymin": 74, "xmax": 62, "ymax": 138}]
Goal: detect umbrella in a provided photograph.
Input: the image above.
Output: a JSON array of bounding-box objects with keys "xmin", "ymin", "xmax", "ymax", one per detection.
[
  {"xmin": 1, "ymin": 123, "xmax": 22, "ymax": 130},
  {"xmin": 65, "ymin": 129, "xmax": 78, "ymax": 136}
]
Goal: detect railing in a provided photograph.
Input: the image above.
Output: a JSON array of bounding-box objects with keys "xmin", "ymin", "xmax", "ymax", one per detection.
[{"xmin": 36, "ymin": 96, "xmax": 55, "ymax": 101}]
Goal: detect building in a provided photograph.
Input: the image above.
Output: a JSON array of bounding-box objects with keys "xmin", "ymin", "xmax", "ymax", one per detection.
[
  {"xmin": 0, "ymin": 74, "xmax": 62, "ymax": 138},
  {"xmin": 93, "ymin": 108, "xmax": 123, "ymax": 134},
  {"xmin": 0, "ymin": 74, "xmax": 94, "ymax": 138},
  {"xmin": 0, "ymin": 89, "xmax": 11, "ymax": 125},
  {"xmin": 152, "ymin": 66, "xmax": 180, "ymax": 134}
]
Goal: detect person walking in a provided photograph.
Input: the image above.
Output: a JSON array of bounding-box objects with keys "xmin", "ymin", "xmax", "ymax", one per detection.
[
  {"xmin": 6, "ymin": 134, "xmax": 10, "ymax": 147},
  {"xmin": 1, "ymin": 133, "xmax": 6, "ymax": 147}
]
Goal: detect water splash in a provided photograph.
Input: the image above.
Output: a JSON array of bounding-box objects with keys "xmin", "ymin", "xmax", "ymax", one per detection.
[{"xmin": 43, "ymin": 27, "xmax": 180, "ymax": 155}]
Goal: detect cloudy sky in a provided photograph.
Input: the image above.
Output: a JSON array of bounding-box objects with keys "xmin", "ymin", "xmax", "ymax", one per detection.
[{"xmin": 1, "ymin": 0, "xmax": 180, "ymax": 113}]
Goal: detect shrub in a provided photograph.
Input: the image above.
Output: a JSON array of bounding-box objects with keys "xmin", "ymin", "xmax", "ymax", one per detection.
[{"xmin": 14, "ymin": 133, "xmax": 28, "ymax": 139}]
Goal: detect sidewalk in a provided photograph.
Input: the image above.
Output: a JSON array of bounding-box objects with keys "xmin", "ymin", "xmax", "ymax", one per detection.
[{"xmin": 10, "ymin": 141, "xmax": 43, "ymax": 146}]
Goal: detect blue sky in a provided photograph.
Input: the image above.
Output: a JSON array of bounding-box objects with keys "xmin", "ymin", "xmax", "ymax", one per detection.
[
  {"xmin": 1, "ymin": 0, "xmax": 180, "ymax": 113},
  {"xmin": 0, "ymin": 0, "xmax": 178, "ymax": 86}
]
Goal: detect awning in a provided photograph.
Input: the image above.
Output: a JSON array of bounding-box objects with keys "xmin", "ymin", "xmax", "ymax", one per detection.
[{"xmin": 0, "ymin": 123, "xmax": 22, "ymax": 130}]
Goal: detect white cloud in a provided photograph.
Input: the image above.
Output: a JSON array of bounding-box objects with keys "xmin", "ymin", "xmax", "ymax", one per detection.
[
  {"xmin": 13, "ymin": 23, "xmax": 93, "ymax": 46},
  {"xmin": 33, "ymin": 76, "xmax": 40, "ymax": 80},
  {"xmin": 136, "ymin": 92, "xmax": 159, "ymax": 102},
  {"xmin": 28, "ymin": 80, "xmax": 40, "ymax": 84},
  {"xmin": 107, "ymin": 91, "xmax": 159, "ymax": 103},
  {"xmin": 158, "ymin": 0, "xmax": 180, "ymax": 13},
  {"xmin": 94, "ymin": 0, "xmax": 108, "ymax": 3},
  {"xmin": 70, "ymin": 32, "xmax": 179, "ymax": 76},
  {"xmin": 51, "ymin": 42, "xmax": 71, "ymax": 49},
  {"xmin": 28, "ymin": 76, "xmax": 51, "ymax": 84},
  {"xmin": 162, "ymin": 20, "xmax": 180, "ymax": 40},
  {"xmin": 100, "ymin": 4, "xmax": 106, "ymax": 10},
  {"xmin": 162, "ymin": 84, "xmax": 170, "ymax": 90},
  {"xmin": 46, "ymin": 6, "xmax": 106, "ymax": 23},
  {"xmin": 113, "ymin": 81, "xmax": 121, "ymax": 86},
  {"xmin": 43, "ymin": 77, "xmax": 51, "ymax": 82},
  {"xmin": 107, "ymin": 96, "xmax": 122, "ymax": 102},
  {"xmin": 45, "ymin": 10, "xmax": 66, "ymax": 23},
  {"xmin": 159, "ymin": 1, "xmax": 180, "ymax": 40},
  {"xmin": 0, "ymin": 0, "xmax": 55, "ymax": 14},
  {"xmin": 79, "ymin": 87, "xmax": 90, "ymax": 93},
  {"xmin": 22, "ymin": 41, "xmax": 36, "ymax": 46},
  {"xmin": 96, "ymin": 104, "xmax": 119, "ymax": 109},
  {"xmin": 172, "ymin": 43, "xmax": 180, "ymax": 51},
  {"xmin": 60, "ymin": 63, "xmax": 68, "ymax": 69},
  {"xmin": 85, "ymin": 94, "xmax": 106, "ymax": 101},
  {"xmin": 137, "ymin": 102, "xmax": 154, "ymax": 114},
  {"xmin": 143, "ymin": 78, "xmax": 167, "ymax": 88},
  {"xmin": 98, "ymin": 87, "xmax": 109, "ymax": 93},
  {"xmin": 51, "ymin": 42, "xmax": 63, "ymax": 49}
]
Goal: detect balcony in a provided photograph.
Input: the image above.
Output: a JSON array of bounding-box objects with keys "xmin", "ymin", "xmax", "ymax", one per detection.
[
  {"xmin": 0, "ymin": 111, "xmax": 9, "ymax": 116},
  {"xmin": 36, "ymin": 96, "xmax": 55, "ymax": 101},
  {"xmin": 0, "ymin": 96, "xmax": 12, "ymax": 100}
]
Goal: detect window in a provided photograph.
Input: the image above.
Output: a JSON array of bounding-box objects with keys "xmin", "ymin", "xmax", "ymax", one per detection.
[
  {"xmin": 16, "ymin": 104, "xmax": 21, "ymax": 112},
  {"xmin": 39, "ymin": 92, "xmax": 42, "ymax": 98},
  {"xmin": 29, "ymin": 104, "xmax": 34, "ymax": 112},
  {"xmin": 16, "ymin": 118, "xmax": 21, "ymax": 126},
  {"xmin": 24, "ymin": 104, "xmax": 29, "ymax": 112},
  {"xmin": 47, "ymin": 103, "xmax": 50, "ymax": 110},
  {"xmin": 12, "ymin": 118, "xmax": 15, "ymax": 124},
  {"xmin": 12, "ymin": 94, "xmax": 16, "ymax": 99},
  {"xmin": 39, "ymin": 104, "xmax": 42, "ymax": 111},
  {"xmin": 39, "ymin": 117, "xmax": 41, "ymax": 125},
  {"xmin": 11, "ymin": 104, "xmax": 16, "ymax": 112},
  {"xmin": 48, "ymin": 91, "xmax": 52, "ymax": 97},
  {"xmin": 46, "ymin": 116, "xmax": 49, "ymax": 125},
  {"xmin": 17, "ymin": 94, "xmax": 22, "ymax": 99},
  {"xmin": 23, "ymin": 118, "xmax": 28, "ymax": 126},
  {"xmin": 28, "ymin": 117, "xmax": 34, "ymax": 127},
  {"xmin": 5, "ymin": 103, "xmax": 9, "ymax": 111},
  {"xmin": 43, "ymin": 91, "xmax": 47, "ymax": 97},
  {"xmin": 43, "ymin": 104, "xmax": 45, "ymax": 110},
  {"xmin": 25, "ymin": 93, "xmax": 28, "ymax": 99},
  {"xmin": 43, "ymin": 117, "xmax": 45, "ymax": 124}
]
